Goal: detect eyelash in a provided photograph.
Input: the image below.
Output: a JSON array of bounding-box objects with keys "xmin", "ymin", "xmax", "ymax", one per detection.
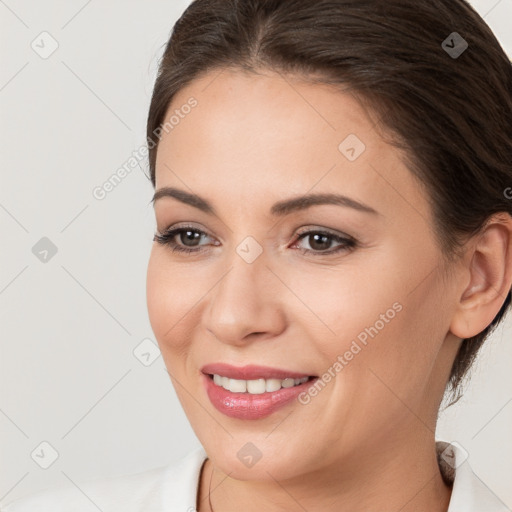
[{"xmin": 153, "ymin": 225, "xmax": 357, "ymax": 256}]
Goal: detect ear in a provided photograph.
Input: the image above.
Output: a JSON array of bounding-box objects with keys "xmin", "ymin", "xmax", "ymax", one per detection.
[{"xmin": 450, "ymin": 213, "xmax": 512, "ymax": 339}]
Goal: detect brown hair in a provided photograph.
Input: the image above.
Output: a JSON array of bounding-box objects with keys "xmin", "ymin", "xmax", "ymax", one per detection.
[{"xmin": 146, "ymin": 0, "xmax": 512, "ymax": 405}]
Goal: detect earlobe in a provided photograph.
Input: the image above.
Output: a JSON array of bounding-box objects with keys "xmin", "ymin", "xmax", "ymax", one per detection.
[{"xmin": 450, "ymin": 214, "xmax": 512, "ymax": 340}]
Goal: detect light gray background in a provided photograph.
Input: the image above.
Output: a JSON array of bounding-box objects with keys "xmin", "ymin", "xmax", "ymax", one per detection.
[{"xmin": 1, "ymin": 0, "xmax": 511, "ymax": 508}]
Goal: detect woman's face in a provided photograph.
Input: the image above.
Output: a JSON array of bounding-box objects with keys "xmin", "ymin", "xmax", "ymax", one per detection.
[{"xmin": 146, "ymin": 68, "xmax": 463, "ymax": 480}]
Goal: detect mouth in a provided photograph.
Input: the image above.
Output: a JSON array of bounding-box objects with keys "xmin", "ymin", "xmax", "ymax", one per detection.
[
  {"xmin": 201, "ymin": 367, "xmax": 320, "ymax": 420},
  {"xmin": 201, "ymin": 362, "xmax": 316, "ymax": 381},
  {"xmin": 202, "ymin": 366, "xmax": 318, "ymax": 420},
  {"xmin": 206, "ymin": 373, "xmax": 317, "ymax": 394}
]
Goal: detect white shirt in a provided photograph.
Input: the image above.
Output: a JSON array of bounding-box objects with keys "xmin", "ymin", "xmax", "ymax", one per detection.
[{"xmin": 1, "ymin": 440, "xmax": 508, "ymax": 511}]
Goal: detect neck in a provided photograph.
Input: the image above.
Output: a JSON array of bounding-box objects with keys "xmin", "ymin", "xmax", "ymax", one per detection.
[{"xmin": 197, "ymin": 431, "xmax": 453, "ymax": 512}]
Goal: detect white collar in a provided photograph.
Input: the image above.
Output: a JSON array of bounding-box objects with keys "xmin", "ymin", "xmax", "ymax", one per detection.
[{"xmin": 436, "ymin": 440, "xmax": 509, "ymax": 511}]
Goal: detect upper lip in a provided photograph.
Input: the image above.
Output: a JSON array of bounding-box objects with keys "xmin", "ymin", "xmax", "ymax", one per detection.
[{"xmin": 201, "ymin": 363, "xmax": 316, "ymax": 380}]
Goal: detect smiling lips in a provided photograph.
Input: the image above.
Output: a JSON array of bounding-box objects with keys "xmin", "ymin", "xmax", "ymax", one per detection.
[
  {"xmin": 201, "ymin": 363, "xmax": 318, "ymax": 419},
  {"xmin": 201, "ymin": 362, "xmax": 315, "ymax": 380}
]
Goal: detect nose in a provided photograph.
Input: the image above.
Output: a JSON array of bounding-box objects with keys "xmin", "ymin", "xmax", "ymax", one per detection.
[{"xmin": 202, "ymin": 253, "xmax": 287, "ymax": 346}]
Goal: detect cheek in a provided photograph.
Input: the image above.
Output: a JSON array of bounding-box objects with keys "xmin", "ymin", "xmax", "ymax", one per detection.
[
  {"xmin": 284, "ymin": 254, "xmax": 443, "ymax": 389},
  {"xmin": 146, "ymin": 251, "xmax": 169, "ymax": 338},
  {"xmin": 338, "ymin": 268, "xmax": 447, "ymax": 405},
  {"xmin": 146, "ymin": 250, "xmax": 202, "ymax": 354},
  {"xmin": 279, "ymin": 257, "xmax": 403, "ymax": 351}
]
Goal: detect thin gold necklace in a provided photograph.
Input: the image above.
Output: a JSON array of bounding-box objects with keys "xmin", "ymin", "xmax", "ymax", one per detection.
[{"xmin": 208, "ymin": 459, "xmax": 214, "ymax": 512}]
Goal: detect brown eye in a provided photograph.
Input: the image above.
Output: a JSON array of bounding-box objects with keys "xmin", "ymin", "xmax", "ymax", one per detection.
[
  {"xmin": 153, "ymin": 226, "xmax": 215, "ymax": 254},
  {"xmin": 293, "ymin": 230, "xmax": 357, "ymax": 255},
  {"xmin": 177, "ymin": 229, "xmax": 203, "ymax": 247}
]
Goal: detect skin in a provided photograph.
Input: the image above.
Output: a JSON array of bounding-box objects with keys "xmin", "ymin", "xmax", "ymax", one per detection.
[{"xmin": 146, "ymin": 68, "xmax": 512, "ymax": 512}]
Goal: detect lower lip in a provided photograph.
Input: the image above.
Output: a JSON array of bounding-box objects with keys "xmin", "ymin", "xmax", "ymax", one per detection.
[{"xmin": 202, "ymin": 373, "xmax": 317, "ymax": 420}]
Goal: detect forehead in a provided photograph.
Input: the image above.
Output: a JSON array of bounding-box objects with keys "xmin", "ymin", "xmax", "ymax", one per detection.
[{"xmin": 155, "ymin": 68, "xmax": 431, "ymax": 225}]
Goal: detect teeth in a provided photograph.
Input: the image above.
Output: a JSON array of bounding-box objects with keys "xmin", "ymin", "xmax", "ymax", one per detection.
[{"xmin": 212, "ymin": 374, "xmax": 310, "ymax": 394}]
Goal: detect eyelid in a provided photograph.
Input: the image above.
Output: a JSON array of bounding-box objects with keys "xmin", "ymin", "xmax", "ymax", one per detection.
[
  {"xmin": 158, "ymin": 222, "xmax": 215, "ymax": 239},
  {"xmin": 294, "ymin": 225, "xmax": 353, "ymax": 239}
]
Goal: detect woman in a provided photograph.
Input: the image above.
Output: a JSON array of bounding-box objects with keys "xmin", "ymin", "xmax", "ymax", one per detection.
[{"xmin": 4, "ymin": 0, "xmax": 512, "ymax": 511}]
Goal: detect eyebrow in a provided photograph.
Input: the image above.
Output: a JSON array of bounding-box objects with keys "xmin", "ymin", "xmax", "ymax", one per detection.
[{"xmin": 151, "ymin": 186, "xmax": 380, "ymax": 217}]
